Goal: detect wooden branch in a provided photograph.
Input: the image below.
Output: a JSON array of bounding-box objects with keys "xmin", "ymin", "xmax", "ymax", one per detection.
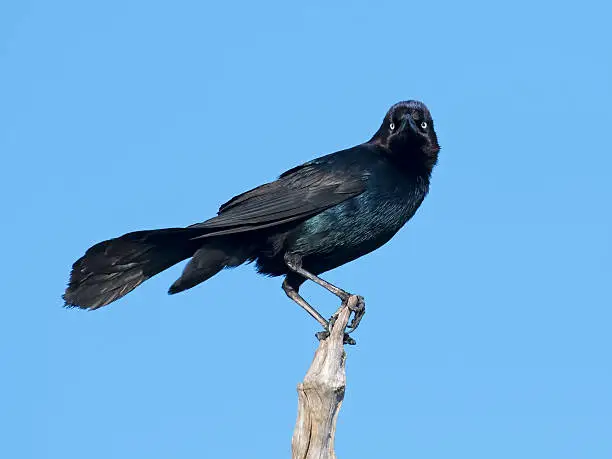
[{"xmin": 291, "ymin": 295, "xmax": 359, "ymax": 459}]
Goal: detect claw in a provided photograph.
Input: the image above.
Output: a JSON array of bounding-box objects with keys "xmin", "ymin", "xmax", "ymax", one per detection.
[
  {"xmin": 315, "ymin": 330, "xmax": 356, "ymax": 345},
  {"xmin": 345, "ymin": 295, "xmax": 366, "ymax": 333},
  {"xmin": 328, "ymin": 312, "xmax": 339, "ymax": 330},
  {"xmin": 314, "ymin": 294, "xmax": 365, "ymax": 344},
  {"xmin": 315, "ymin": 330, "xmax": 330, "ymax": 341}
]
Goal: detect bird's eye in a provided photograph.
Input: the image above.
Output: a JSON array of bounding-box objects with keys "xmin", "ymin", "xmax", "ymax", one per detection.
[
  {"xmin": 420, "ymin": 121, "xmax": 428, "ymax": 130},
  {"xmin": 389, "ymin": 122, "xmax": 395, "ymax": 131}
]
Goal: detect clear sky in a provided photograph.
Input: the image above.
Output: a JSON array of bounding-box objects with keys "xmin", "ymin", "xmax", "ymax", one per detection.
[{"xmin": 1, "ymin": 1, "xmax": 610, "ymax": 458}]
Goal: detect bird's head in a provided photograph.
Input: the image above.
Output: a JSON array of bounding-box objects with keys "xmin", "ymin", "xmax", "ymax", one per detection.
[{"xmin": 370, "ymin": 100, "xmax": 440, "ymax": 173}]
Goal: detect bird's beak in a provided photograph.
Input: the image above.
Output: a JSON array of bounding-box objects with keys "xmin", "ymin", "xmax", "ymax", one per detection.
[{"xmin": 402, "ymin": 113, "xmax": 418, "ymax": 133}]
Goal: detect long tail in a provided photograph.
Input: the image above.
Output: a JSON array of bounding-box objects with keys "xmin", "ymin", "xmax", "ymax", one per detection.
[
  {"xmin": 63, "ymin": 228, "xmax": 200, "ymax": 309},
  {"xmin": 64, "ymin": 228, "xmax": 254, "ymax": 310}
]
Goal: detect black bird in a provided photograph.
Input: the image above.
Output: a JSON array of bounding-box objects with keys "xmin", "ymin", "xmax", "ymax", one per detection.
[{"xmin": 63, "ymin": 100, "xmax": 440, "ymax": 337}]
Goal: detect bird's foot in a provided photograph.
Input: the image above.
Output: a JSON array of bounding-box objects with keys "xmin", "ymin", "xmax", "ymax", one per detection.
[
  {"xmin": 315, "ymin": 330, "xmax": 329, "ymax": 341},
  {"xmin": 328, "ymin": 311, "xmax": 339, "ymax": 331},
  {"xmin": 315, "ymin": 294, "xmax": 365, "ymax": 345},
  {"xmin": 315, "ymin": 330, "xmax": 356, "ymax": 345},
  {"xmin": 345, "ymin": 295, "xmax": 366, "ymax": 333},
  {"xmin": 328, "ymin": 294, "xmax": 364, "ymax": 329}
]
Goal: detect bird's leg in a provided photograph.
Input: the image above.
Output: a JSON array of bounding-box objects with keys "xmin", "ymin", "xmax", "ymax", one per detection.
[
  {"xmin": 283, "ymin": 273, "xmax": 357, "ymax": 345},
  {"xmin": 282, "ymin": 276, "xmax": 329, "ymax": 330},
  {"xmin": 284, "ymin": 253, "xmax": 366, "ymax": 334},
  {"xmin": 284, "ymin": 253, "xmax": 350, "ymax": 301}
]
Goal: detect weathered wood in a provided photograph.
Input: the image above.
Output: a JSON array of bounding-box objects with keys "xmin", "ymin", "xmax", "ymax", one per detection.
[{"xmin": 291, "ymin": 295, "xmax": 359, "ymax": 459}]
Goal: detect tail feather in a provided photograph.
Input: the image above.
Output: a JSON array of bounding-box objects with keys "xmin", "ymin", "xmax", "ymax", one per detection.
[
  {"xmin": 63, "ymin": 229, "xmax": 197, "ymax": 310},
  {"xmin": 168, "ymin": 242, "xmax": 250, "ymax": 294}
]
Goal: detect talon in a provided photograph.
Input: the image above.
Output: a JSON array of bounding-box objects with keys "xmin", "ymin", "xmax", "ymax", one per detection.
[
  {"xmin": 328, "ymin": 313, "xmax": 339, "ymax": 330},
  {"xmin": 315, "ymin": 330, "xmax": 330, "ymax": 341},
  {"xmin": 346, "ymin": 295, "xmax": 366, "ymax": 333},
  {"xmin": 348, "ymin": 295, "xmax": 365, "ymax": 312}
]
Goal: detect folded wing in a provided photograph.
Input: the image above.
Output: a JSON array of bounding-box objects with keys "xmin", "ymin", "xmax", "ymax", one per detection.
[{"xmin": 189, "ymin": 157, "xmax": 367, "ymax": 239}]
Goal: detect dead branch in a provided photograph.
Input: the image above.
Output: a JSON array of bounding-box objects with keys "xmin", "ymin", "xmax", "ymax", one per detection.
[{"xmin": 291, "ymin": 295, "xmax": 360, "ymax": 459}]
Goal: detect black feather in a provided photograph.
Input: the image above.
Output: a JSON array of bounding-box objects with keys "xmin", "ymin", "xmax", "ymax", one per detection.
[{"xmin": 63, "ymin": 100, "xmax": 440, "ymax": 310}]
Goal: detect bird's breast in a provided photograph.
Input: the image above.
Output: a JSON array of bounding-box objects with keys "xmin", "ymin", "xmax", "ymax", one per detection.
[{"xmin": 290, "ymin": 176, "xmax": 428, "ymax": 261}]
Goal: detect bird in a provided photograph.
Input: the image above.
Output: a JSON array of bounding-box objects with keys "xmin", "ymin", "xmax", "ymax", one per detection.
[{"xmin": 63, "ymin": 100, "xmax": 440, "ymax": 340}]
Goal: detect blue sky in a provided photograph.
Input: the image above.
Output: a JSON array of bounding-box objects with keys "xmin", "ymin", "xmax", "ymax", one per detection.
[{"xmin": 1, "ymin": 1, "xmax": 610, "ymax": 457}]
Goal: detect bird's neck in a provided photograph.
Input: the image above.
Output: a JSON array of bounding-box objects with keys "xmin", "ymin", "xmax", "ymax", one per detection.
[{"xmin": 370, "ymin": 141, "xmax": 438, "ymax": 181}]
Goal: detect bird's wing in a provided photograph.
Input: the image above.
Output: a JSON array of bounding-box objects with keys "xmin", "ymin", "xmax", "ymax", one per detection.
[{"xmin": 188, "ymin": 159, "xmax": 367, "ymax": 238}]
